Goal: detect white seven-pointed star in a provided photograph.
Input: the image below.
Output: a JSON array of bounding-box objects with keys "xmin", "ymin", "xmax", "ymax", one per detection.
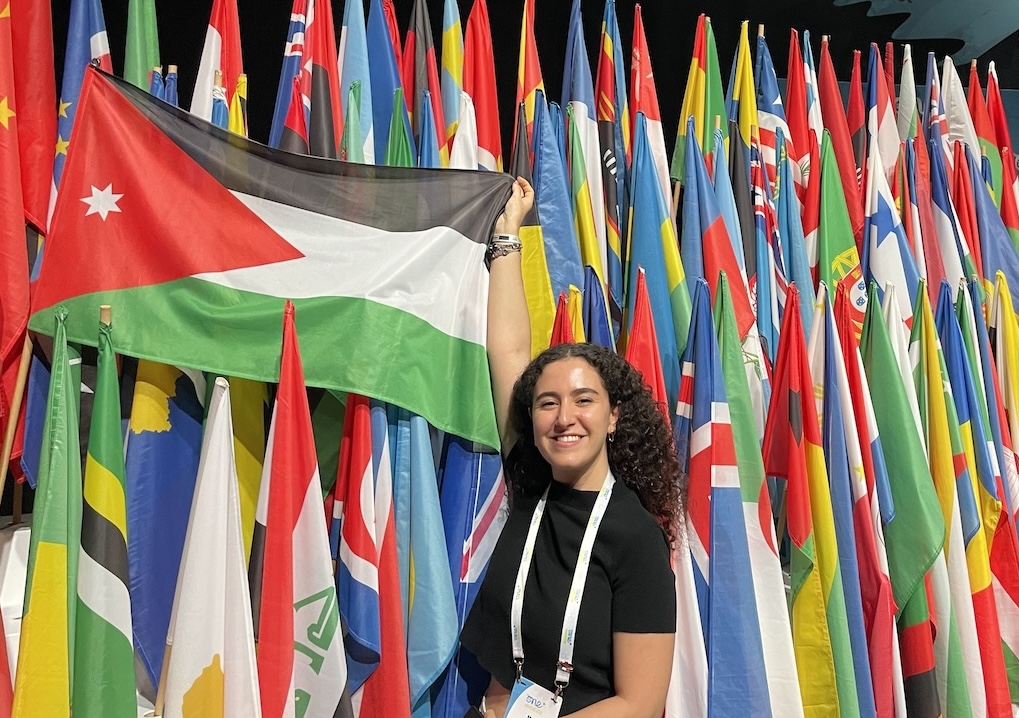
[{"xmin": 80, "ymin": 183, "xmax": 123, "ymax": 221}]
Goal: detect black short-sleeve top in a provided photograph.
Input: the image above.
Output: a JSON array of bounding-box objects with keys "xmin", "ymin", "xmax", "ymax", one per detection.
[{"xmin": 460, "ymin": 474, "xmax": 676, "ymax": 715}]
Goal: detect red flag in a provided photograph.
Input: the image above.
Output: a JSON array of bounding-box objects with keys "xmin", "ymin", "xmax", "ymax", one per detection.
[
  {"xmin": 911, "ymin": 135, "xmax": 949, "ymax": 291},
  {"xmin": 550, "ymin": 292, "xmax": 574, "ymax": 346},
  {"xmin": 624, "ymin": 268, "xmax": 670, "ymax": 426},
  {"xmin": 193, "ymin": 0, "xmax": 243, "ymax": 120},
  {"xmin": 302, "ymin": 0, "xmax": 342, "ymax": 158},
  {"xmin": 987, "ymin": 63, "xmax": 1014, "ymax": 157},
  {"xmin": 383, "ymin": 0, "xmax": 403, "ymax": 67},
  {"xmin": 462, "ymin": 0, "xmax": 501, "ymax": 171},
  {"xmin": 256, "ymin": 301, "xmax": 351, "ymax": 717},
  {"xmin": 9, "ymin": 0, "xmax": 54, "ymax": 232},
  {"xmin": 884, "ymin": 43, "xmax": 896, "ymax": 120},
  {"xmin": 785, "ymin": 30, "xmax": 809, "ymax": 173},
  {"xmin": 513, "ymin": 0, "xmax": 542, "ymax": 158},
  {"xmin": 818, "ymin": 37, "xmax": 864, "ymax": 246},
  {"xmin": 0, "ymin": 0, "xmax": 28, "ymax": 432},
  {"xmin": 402, "ymin": 0, "xmax": 446, "ymax": 159},
  {"xmin": 950, "ymin": 140, "xmax": 985, "ymax": 287},
  {"xmin": 848, "ymin": 49, "xmax": 866, "ymax": 187},
  {"xmin": 279, "ymin": 76, "xmax": 309, "ymax": 155}
]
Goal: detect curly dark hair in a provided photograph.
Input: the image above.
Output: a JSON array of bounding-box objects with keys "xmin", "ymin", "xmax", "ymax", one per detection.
[{"xmin": 505, "ymin": 342, "xmax": 685, "ymax": 545}]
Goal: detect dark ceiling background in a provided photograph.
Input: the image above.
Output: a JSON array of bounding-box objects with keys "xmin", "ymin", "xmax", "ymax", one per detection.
[{"xmin": 49, "ymin": 0, "xmax": 1019, "ymax": 161}]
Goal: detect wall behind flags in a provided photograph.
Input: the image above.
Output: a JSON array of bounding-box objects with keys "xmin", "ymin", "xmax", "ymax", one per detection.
[{"xmin": 48, "ymin": 0, "xmax": 1019, "ymax": 161}]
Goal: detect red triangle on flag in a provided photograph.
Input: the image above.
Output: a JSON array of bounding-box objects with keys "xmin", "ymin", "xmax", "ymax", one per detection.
[{"xmin": 32, "ymin": 67, "xmax": 304, "ymax": 316}]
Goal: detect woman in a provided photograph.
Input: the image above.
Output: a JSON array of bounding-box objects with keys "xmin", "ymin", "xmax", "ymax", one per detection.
[{"xmin": 460, "ymin": 177, "xmax": 680, "ymax": 718}]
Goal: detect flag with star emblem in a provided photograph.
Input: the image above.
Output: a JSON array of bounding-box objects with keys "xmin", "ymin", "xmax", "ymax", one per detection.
[{"xmin": 30, "ymin": 68, "xmax": 513, "ymax": 449}]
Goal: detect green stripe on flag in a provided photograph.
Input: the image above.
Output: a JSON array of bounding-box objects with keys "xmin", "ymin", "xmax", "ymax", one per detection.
[{"xmin": 30, "ymin": 280, "xmax": 499, "ymax": 449}]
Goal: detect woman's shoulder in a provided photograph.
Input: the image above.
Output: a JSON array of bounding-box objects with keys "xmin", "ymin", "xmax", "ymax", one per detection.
[{"xmin": 602, "ymin": 480, "xmax": 671, "ymax": 553}]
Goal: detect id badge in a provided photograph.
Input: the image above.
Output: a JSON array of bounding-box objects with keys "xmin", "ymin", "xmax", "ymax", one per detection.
[{"xmin": 505, "ymin": 677, "xmax": 562, "ymax": 718}]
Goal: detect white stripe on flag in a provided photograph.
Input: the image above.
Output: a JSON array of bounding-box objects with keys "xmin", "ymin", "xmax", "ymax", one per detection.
[{"xmin": 77, "ymin": 548, "xmax": 132, "ymax": 641}]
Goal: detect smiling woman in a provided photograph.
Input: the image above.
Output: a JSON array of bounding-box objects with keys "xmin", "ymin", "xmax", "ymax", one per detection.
[{"xmin": 460, "ymin": 178, "xmax": 681, "ymax": 718}]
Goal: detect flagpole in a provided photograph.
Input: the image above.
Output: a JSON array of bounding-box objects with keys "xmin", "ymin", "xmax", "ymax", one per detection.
[{"xmin": 0, "ymin": 334, "xmax": 33, "ymax": 526}]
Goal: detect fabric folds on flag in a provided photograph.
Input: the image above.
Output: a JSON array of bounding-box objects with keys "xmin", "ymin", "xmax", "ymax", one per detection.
[
  {"xmin": 163, "ymin": 378, "xmax": 261, "ymax": 717},
  {"xmin": 255, "ymin": 302, "xmax": 351, "ymax": 718},
  {"xmin": 29, "ymin": 68, "xmax": 513, "ymax": 449},
  {"xmin": 124, "ymin": 0, "xmax": 158, "ymax": 90},
  {"xmin": 191, "ymin": 0, "xmax": 242, "ymax": 122},
  {"xmin": 11, "ymin": 310, "xmax": 81, "ymax": 716},
  {"xmin": 462, "ymin": 0, "xmax": 500, "ymax": 171},
  {"xmin": 73, "ymin": 318, "xmax": 136, "ymax": 718}
]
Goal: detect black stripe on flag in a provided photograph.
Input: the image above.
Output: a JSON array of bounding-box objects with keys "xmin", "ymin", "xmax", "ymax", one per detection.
[
  {"xmin": 80, "ymin": 498, "xmax": 131, "ymax": 590},
  {"xmin": 102, "ymin": 69, "xmax": 512, "ymax": 241}
]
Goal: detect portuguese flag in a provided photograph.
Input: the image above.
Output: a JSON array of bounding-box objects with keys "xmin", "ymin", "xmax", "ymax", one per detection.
[{"xmin": 29, "ymin": 68, "xmax": 513, "ymax": 449}]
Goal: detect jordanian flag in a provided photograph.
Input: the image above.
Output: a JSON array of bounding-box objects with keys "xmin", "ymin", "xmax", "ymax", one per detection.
[{"xmin": 29, "ymin": 68, "xmax": 513, "ymax": 449}]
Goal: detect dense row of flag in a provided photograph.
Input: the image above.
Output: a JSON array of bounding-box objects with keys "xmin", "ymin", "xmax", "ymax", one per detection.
[{"xmin": 6, "ymin": 0, "xmax": 1019, "ymax": 717}]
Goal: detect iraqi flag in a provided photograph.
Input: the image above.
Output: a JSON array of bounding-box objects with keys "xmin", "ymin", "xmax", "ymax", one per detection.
[
  {"xmin": 28, "ymin": 68, "xmax": 514, "ymax": 450},
  {"xmin": 255, "ymin": 301, "xmax": 353, "ymax": 718}
]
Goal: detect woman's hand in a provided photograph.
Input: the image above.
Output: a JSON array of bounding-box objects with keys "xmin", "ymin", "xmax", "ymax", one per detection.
[{"xmin": 494, "ymin": 176, "xmax": 535, "ymax": 235}]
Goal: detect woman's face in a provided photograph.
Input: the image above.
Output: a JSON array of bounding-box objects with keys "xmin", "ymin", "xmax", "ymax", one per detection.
[{"xmin": 530, "ymin": 357, "xmax": 619, "ymax": 486}]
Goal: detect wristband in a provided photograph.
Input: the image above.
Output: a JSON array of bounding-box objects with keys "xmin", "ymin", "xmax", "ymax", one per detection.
[{"xmin": 487, "ymin": 233, "xmax": 523, "ymax": 263}]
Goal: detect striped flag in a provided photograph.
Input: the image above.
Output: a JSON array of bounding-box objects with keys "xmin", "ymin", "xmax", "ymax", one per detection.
[
  {"xmin": 439, "ymin": 0, "xmax": 462, "ymax": 151},
  {"xmin": 833, "ymin": 284, "xmax": 906, "ymax": 718},
  {"xmin": 629, "ymin": 4, "xmax": 671, "ymax": 216},
  {"xmin": 986, "ymin": 63, "xmax": 1014, "ymax": 162},
  {"xmin": 784, "ymin": 29, "xmax": 810, "ymax": 189},
  {"xmin": 923, "ymin": 53, "xmax": 952, "ymax": 164},
  {"xmin": 725, "ymin": 22, "xmax": 759, "ymax": 279},
  {"xmin": 403, "ymin": 0, "xmax": 446, "ymax": 165},
  {"xmin": 367, "ymin": 0, "xmax": 408, "ymax": 164},
  {"xmin": 807, "ymin": 285, "xmax": 879, "ymax": 718},
  {"xmin": 11, "ymin": 310, "xmax": 81, "ymax": 716},
  {"xmin": 774, "ymin": 132, "xmax": 815, "ymax": 333},
  {"xmin": 967, "ymin": 62, "xmax": 1003, "ymax": 206},
  {"xmin": 680, "ymin": 119, "xmax": 755, "ymax": 339},
  {"xmin": 432, "ymin": 439, "xmax": 507, "ymax": 718},
  {"xmin": 256, "ymin": 302, "xmax": 351, "ymax": 718},
  {"xmin": 967, "ymin": 148, "xmax": 1019, "ymax": 302},
  {"xmin": 162, "ymin": 378, "xmax": 261, "ymax": 717},
  {"xmin": 72, "ymin": 317, "xmax": 135, "ymax": 717},
  {"xmin": 860, "ymin": 284, "xmax": 944, "ymax": 718},
  {"xmin": 951, "ymin": 143, "xmax": 986, "ymax": 295},
  {"xmin": 583, "ymin": 265, "xmax": 613, "ymax": 348},
  {"xmin": 462, "ymin": 0, "xmax": 500, "ymax": 171},
  {"xmin": 302, "ymin": 0, "xmax": 342, "ymax": 159},
  {"xmin": 626, "ymin": 112, "xmax": 692, "ymax": 409},
  {"xmin": 533, "ymin": 89, "xmax": 584, "ymax": 304},
  {"xmin": 228, "ymin": 73, "xmax": 247, "ymax": 137},
  {"xmin": 750, "ymin": 138, "xmax": 785, "ymax": 362},
  {"xmin": 865, "ymin": 43, "xmax": 899, "ymax": 185},
  {"xmin": 335, "ymin": 394, "xmax": 381, "ymax": 692},
  {"xmin": 123, "ymin": 0, "xmax": 158, "ymax": 90},
  {"xmin": 30, "ymin": 69, "xmax": 513, "ymax": 449},
  {"xmin": 1000, "ymin": 148, "xmax": 1019, "ymax": 255},
  {"xmin": 714, "ymin": 274, "xmax": 803, "ymax": 717},
  {"xmin": 899, "ymin": 45, "xmax": 919, "ymax": 142},
  {"xmin": 192, "ymin": 0, "xmax": 242, "ymax": 121},
  {"xmin": 936, "ymin": 284, "xmax": 1014, "ymax": 715},
  {"xmin": 909, "ymin": 284, "xmax": 986, "ymax": 717},
  {"xmin": 673, "ymin": 14, "xmax": 727, "ymax": 184},
  {"xmin": 762, "ymin": 283, "xmax": 853, "ymax": 717},
  {"xmin": 594, "ymin": 0, "xmax": 627, "ymax": 323},
  {"xmin": 356, "ymin": 401, "xmax": 412, "ymax": 718},
  {"xmin": 940, "ymin": 58, "xmax": 980, "ymax": 165},
  {"xmin": 514, "ymin": 0, "xmax": 542, "ymax": 157},
  {"xmin": 928, "ymin": 134, "xmax": 970, "ymax": 288},
  {"xmin": 677, "ymin": 279, "xmax": 770, "ymax": 716},
  {"xmin": 568, "ymin": 104, "xmax": 607, "ymax": 298},
  {"xmin": 268, "ymin": 0, "xmax": 305, "ymax": 149},
  {"xmin": 861, "ymin": 125, "xmax": 921, "ymax": 326},
  {"xmin": 755, "ymin": 30, "xmax": 792, "ymax": 189}
]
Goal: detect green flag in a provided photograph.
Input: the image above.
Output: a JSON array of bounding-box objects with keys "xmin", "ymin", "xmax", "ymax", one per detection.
[
  {"xmin": 341, "ymin": 82, "xmax": 366, "ymax": 164},
  {"xmin": 11, "ymin": 309, "xmax": 83, "ymax": 714},
  {"xmin": 385, "ymin": 88, "xmax": 415, "ymax": 168},
  {"xmin": 860, "ymin": 283, "xmax": 946, "ymax": 718},
  {"xmin": 124, "ymin": 0, "xmax": 159, "ymax": 90},
  {"xmin": 73, "ymin": 317, "xmax": 136, "ymax": 716}
]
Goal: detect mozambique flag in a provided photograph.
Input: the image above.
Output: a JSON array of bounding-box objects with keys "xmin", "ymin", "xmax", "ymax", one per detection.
[
  {"xmin": 29, "ymin": 68, "xmax": 513, "ymax": 449},
  {"xmin": 11, "ymin": 310, "xmax": 82, "ymax": 716},
  {"xmin": 672, "ymin": 14, "xmax": 727, "ymax": 183},
  {"xmin": 860, "ymin": 284, "xmax": 944, "ymax": 718},
  {"xmin": 510, "ymin": 102, "xmax": 555, "ymax": 355},
  {"xmin": 762, "ymin": 283, "xmax": 851, "ymax": 716},
  {"xmin": 73, "ymin": 317, "xmax": 136, "ymax": 717}
]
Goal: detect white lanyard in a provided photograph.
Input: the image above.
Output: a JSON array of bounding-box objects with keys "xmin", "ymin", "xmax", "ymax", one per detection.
[{"xmin": 510, "ymin": 472, "xmax": 615, "ymax": 696}]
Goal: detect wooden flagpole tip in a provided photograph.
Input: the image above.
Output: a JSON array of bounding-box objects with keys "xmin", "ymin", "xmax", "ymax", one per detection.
[
  {"xmin": 971, "ymin": 58, "xmax": 978, "ymax": 69},
  {"xmin": 100, "ymin": 304, "xmax": 111, "ymax": 325},
  {"xmin": 822, "ymin": 35, "xmax": 830, "ymax": 43},
  {"xmin": 714, "ymin": 115, "xmax": 722, "ymax": 131},
  {"xmin": 758, "ymin": 23, "xmax": 765, "ymax": 37},
  {"xmin": 168, "ymin": 64, "xmax": 177, "ymax": 73}
]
